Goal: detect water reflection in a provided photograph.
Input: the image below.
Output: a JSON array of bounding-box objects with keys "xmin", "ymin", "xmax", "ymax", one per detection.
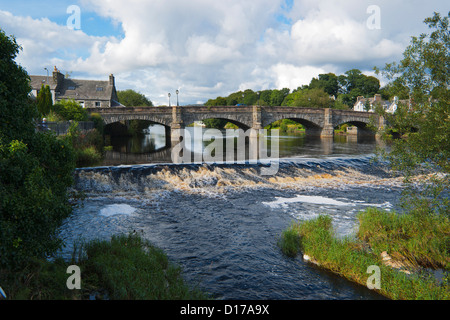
[{"xmin": 103, "ymin": 124, "xmax": 381, "ymax": 166}]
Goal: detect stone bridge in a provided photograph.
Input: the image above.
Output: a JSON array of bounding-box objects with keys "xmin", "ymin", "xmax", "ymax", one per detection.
[{"xmin": 87, "ymin": 105, "xmax": 383, "ymax": 143}]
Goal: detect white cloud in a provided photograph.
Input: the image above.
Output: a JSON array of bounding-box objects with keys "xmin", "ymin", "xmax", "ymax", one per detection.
[
  {"xmin": 270, "ymin": 64, "xmax": 327, "ymax": 89},
  {"xmin": 2, "ymin": 0, "xmax": 448, "ymax": 105}
]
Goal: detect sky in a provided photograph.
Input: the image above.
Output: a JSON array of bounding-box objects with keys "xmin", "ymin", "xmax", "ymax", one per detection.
[{"xmin": 0, "ymin": 0, "xmax": 448, "ymax": 105}]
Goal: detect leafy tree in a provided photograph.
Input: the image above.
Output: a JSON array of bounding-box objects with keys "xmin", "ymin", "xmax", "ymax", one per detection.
[
  {"xmin": 205, "ymin": 96, "xmax": 227, "ymax": 106},
  {"xmin": 379, "ymin": 78, "xmax": 410, "ymax": 100},
  {"xmin": 242, "ymin": 89, "xmax": 258, "ymax": 105},
  {"xmin": 0, "ymin": 30, "xmax": 37, "ymax": 142},
  {"xmin": 309, "ymin": 73, "xmax": 339, "ymax": 97},
  {"xmin": 225, "ymin": 91, "xmax": 243, "ymax": 105},
  {"xmin": 52, "ymin": 99, "xmax": 89, "ymax": 121},
  {"xmin": 36, "ymin": 84, "xmax": 52, "ymax": 116},
  {"xmin": 375, "ymin": 11, "xmax": 449, "ymax": 217},
  {"xmin": 259, "ymin": 90, "xmax": 273, "ymax": 106},
  {"xmin": 117, "ymin": 89, "xmax": 153, "ymax": 107},
  {"xmin": 283, "ymin": 88, "xmax": 332, "ymax": 108},
  {"xmin": 270, "ymin": 88, "xmax": 290, "ymax": 106},
  {"xmin": 0, "ymin": 29, "xmax": 76, "ymax": 269}
]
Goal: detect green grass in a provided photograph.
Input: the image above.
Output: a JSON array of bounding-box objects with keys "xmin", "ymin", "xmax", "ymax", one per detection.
[
  {"xmin": 1, "ymin": 233, "xmax": 208, "ymax": 300},
  {"xmin": 357, "ymin": 208, "xmax": 450, "ymax": 270},
  {"xmin": 278, "ymin": 212, "xmax": 450, "ymax": 300},
  {"xmin": 75, "ymin": 146, "xmax": 102, "ymax": 167}
]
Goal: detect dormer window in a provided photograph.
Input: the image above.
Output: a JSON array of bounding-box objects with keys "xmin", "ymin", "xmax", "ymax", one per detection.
[
  {"xmin": 96, "ymin": 87, "xmax": 104, "ymax": 91},
  {"xmin": 68, "ymin": 86, "xmax": 75, "ymax": 90}
]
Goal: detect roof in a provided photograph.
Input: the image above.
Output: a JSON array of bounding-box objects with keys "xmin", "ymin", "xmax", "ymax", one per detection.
[
  {"xmin": 29, "ymin": 72, "xmax": 119, "ymax": 103},
  {"xmin": 57, "ymin": 79, "xmax": 114, "ymax": 101},
  {"xmin": 29, "ymin": 75, "xmax": 58, "ymax": 90}
]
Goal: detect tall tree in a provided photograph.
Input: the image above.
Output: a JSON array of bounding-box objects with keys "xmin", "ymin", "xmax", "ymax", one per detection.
[
  {"xmin": 375, "ymin": 11, "xmax": 449, "ymax": 216},
  {"xmin": 283, "ymin": 88, "xmax": 332, "ymax": 108},
  {"xmin": 270, "ymin": 88, "xmax": 290, "ymax": 106},
  {"xmin": 0, "ymin": 29, "xmax": 76, "ymax": 268},
  {"xmin": 309, "ymin": 73, "xmax": 339, "ymax": 97},
  {"xmin": 0, "ymin": 30, "xmax": 36, "ymax": 142},
  {"xmin": 36, "ymin": 84, "xmax": 52, "ymax": 116},
  {"xmin": 117, "ymin": 89, "xmax": 153, "ymax": 107}
]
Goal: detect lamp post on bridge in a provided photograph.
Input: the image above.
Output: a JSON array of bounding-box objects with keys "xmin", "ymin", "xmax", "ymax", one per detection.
[
  {"xmin": 168, "ymin": 93, "xmax": 171, "ymax": 107},
  {"xmin": 176, "ymin": 89, "xmax": 179, "ymax": 107}
]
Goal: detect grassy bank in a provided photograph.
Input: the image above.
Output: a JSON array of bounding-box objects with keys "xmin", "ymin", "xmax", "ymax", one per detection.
[
  {"xmin": 1, "ymin": 233, "xmax": 208, "ymax": 300},
  {"xmin": 278, "ymin": 210, "xmax": 450, "ymax": 300}
]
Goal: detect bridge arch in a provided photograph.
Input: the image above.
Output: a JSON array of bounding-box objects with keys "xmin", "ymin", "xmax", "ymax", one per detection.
[
  {"xmin": 182, "ymin": 110, "xmax": 254, "ymax": 130},
  {"xmin": 334, "ymin": 120, "xmax": 375, "ymax": 137},
  {"xmin": 263, "ymin": 116, "xmax": 323, "ymax": 136},
  {"xmin": 101, "ymin": 114, "xmax": 173, "ymax": 128},
  {"xmin": 185, "ymin": 117, "xmax": 251, "ymax": 130}
]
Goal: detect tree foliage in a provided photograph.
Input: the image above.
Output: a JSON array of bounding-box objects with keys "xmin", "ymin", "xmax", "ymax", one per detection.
[
  {"xmin": 36, "ymin": 84, "xmax": 52, "ymax": 116},
  {"xmin": 375, "ymin": 11, "xmax": 449, "ymax": 217},
  {"xmin": 0, "ymin": 29, "xmax": 76, "ymax": 269},
  {"xmin": 0, "ymin": 30, "xmax": 37, "ymax": 142},
  {"xmin": 117, "ymin": 89, "xmax": 153, "ymax": 107},
  {"xmin": 282, "ymin": 88, "xmax": 332, "ymax": 108},
  {"xmin": 204, "ymin": 69, "xmax": 381, "ymax": 109},
  {"xmin": 52, "ymin": 99, "xmax": 89, "ymax": 121}
]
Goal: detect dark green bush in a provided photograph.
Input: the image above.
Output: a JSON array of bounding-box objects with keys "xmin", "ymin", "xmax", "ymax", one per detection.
[
  {"xmin": 0, "ymin": 29, "xmax": 77, "ymax": 270},
  {"xmin": 0, "ymin": 133, "xmax": 75, "ymax": 268},
  {"xmin": 52, "ymin": 99, "xmax": 89, "ymax": 121}
]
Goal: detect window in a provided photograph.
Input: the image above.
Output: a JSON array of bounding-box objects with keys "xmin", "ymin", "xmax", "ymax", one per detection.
[
  {"xmin": 95, "ymin": 101, "xmax": 101, "ymax": 107},
  {"xmin": 68, "ymin": 86, "xmax": 76, "ymax": 90},
  {"xmin": 96, "ymin": 87, "xmax": 103, "ymax": 91},
  {"xmin": 79, "ymin": 101, "xmax": 85, "ymax": 108}
]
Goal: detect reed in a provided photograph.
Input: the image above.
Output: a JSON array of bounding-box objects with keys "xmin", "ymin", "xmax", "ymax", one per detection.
[
  {"xmin": 1, "ymin": 233, "xmax": 208, "ymax": 300},
  {"xmin": 279, "ymin": 212, "xmax": 450, "ymax": 300}
]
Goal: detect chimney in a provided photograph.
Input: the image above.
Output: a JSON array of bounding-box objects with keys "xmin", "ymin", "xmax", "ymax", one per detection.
[
  {"xmin": 374, "ymin": 94, "xmax": 381, "ymax": 102},
  {"xmin": 109, "ymin": 74, "xmax": 115, "ymax": 86},
  {"xmin": 52, "ymin": 66, "xmax": 64, "ymax": 86}
]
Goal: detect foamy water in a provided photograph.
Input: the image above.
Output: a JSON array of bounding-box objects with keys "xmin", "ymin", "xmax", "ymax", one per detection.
[{"xmin": 59, "ymin": 155, "xmax": 404, "ymax": 299}]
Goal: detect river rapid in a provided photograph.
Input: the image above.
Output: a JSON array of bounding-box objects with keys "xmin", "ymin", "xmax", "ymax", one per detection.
[{"xmin": 56, "ymin": 127, "xmax": 406, "ymax": 300}]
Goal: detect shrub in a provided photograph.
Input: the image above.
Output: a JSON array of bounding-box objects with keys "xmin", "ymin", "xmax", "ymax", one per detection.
[
  {"xmin": 0, "ymin": 29, "xmax": 77, "ymax": 270},
  {"xmin": 76, "ymin": 146, "xmax": 102, "ymax": 167},
  {"xmin": 52, "ymin": 99, "xmax": 89, "ymax": 121},
  {"xmin": 0, "ymin": 133, "xmax": 75, "ymax": 269}
]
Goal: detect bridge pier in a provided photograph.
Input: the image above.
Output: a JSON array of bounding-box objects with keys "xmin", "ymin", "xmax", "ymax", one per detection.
[
  {"xmin": 170, "ymin": 105, "xmax": 184, "ymax": 145},
  {"xmin": 375, "ymin": 115, "xmax": 385, "ymax": 140},
  {"xmin": 320, "ymin": 108, "xmax": 334, "ymax": 138},
  {"xmin": 252, "ymin": 105, "xmax": 263, "ymax": 130}
]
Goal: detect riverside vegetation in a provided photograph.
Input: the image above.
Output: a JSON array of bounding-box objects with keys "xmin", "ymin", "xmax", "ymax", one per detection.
[
  {"xmin": 279, "ymin": 12, "xmax": 450, "ymax": 300},
  {"xmin": 0, "ymin": 29, "xmax": 206, "ymax": 300}
]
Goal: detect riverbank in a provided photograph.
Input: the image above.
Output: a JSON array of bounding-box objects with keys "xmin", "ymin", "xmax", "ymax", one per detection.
[
  {"xmin": 279, "ymin": 209, "xmax": 450, "ymax": 300},
  {"xmin": 0, "ymin": 233, "xmax": 208, "ymax": 300}
]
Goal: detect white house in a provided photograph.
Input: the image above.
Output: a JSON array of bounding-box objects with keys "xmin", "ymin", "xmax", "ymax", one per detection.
[{"xmin": 353, "ymin": 94, "xmax": 407, "ymax": 113}]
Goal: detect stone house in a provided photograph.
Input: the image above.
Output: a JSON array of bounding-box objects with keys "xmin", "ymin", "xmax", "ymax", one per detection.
[{"xmin": 29, "ymin": 66, "xmax": 123, "ymax": 108}]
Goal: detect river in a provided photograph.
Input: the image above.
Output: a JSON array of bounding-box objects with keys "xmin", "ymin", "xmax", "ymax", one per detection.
[{"xmin": 58, "ymin": 124, "xmax": 402, "ymax": 300}]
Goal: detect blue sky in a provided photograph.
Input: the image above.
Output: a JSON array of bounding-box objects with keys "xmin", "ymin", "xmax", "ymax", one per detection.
[{"xmin": 0, "ymin": 0, "xmax": 448, "ymax": 105}]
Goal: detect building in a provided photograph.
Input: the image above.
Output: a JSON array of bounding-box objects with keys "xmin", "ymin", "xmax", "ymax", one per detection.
[
  {"xmin": 385, "ymin": 96, "xmax": 411, "ymax": 114},
  {"xmin": 29, "ymin": 66, "xmax": 123, "ymax": 108},
  {"xmin": 353, "ymin": 94, "xmax": 408, "ymax": 114}
]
